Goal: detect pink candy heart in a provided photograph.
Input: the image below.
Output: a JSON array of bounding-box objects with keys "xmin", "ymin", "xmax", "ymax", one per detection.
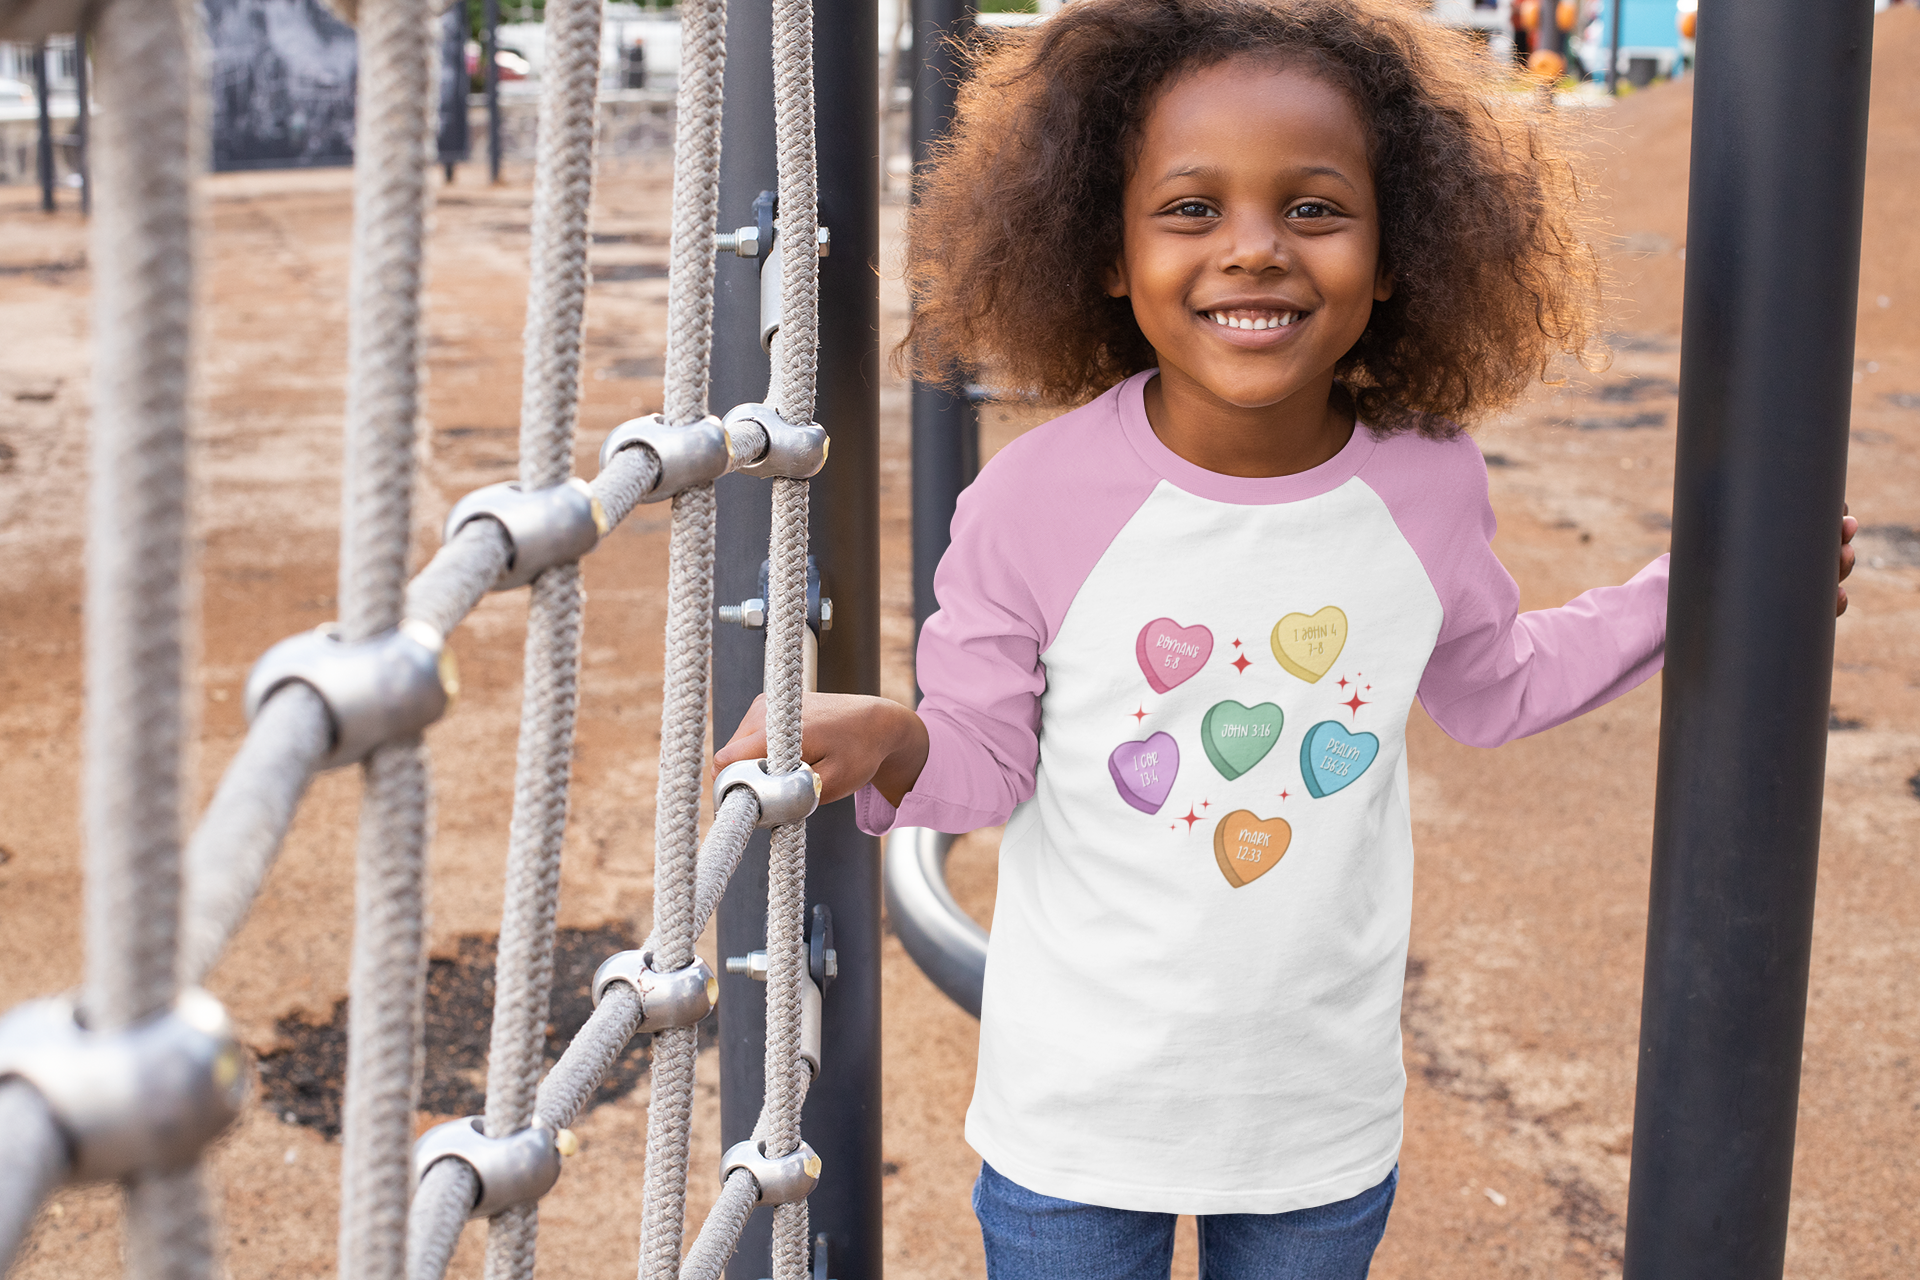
[{"xmin": 1135, "ymin": 618, "xmax": 1213, "ymax": 694}]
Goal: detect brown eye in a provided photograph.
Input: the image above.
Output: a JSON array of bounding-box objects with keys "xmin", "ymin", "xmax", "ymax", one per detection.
[
  {"xmin": 1173, "ymin": 201, "xmax": 1216, "ymax": 218},
  {"xmin": 1288, "ymin": 202, "xmax": 1331, "ymax": 220}
]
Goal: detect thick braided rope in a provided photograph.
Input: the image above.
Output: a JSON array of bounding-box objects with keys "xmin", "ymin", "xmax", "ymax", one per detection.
[
  {"xmin": 634, "ymin": 0, "xmax": 729, "ymax": 1274},
  {"xmin": 333, "ymin": 0, "xmax": 436, "ymax": 1269},
  {"xmin": 478, "ymin": 0, "xmax": 604, "ymax": 1269},
  {"xmin": 84, "ymin": 0, "xmax": 217, "ymax": 1274},
  {"xmin": 180, "ymin": 682, "xmax": 330, "ymax": 985},
  {"xmin": 0, "ymin": 1082, "xmax": 67, "ymax": 1272},
  {"xmin": 761, "ymin": 0, "xmax": 822, "ymax": 1273},
  {"xmin": 406, "ymin": 1158, "xmax": 480, "ymax": 1280}
]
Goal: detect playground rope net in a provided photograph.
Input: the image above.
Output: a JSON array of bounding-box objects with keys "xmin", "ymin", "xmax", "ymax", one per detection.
[{"xmin": 0, "ymin": 0, "xmax": 830, "ymax": 1273}]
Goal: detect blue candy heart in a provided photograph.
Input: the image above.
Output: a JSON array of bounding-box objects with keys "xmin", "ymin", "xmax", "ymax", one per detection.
[{"xmin": 1300, "ymin": 721, "xmax": 1379, "ymax": 798}]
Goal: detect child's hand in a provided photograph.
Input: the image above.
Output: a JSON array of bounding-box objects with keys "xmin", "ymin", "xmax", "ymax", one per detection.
[
  {"xmin": 713, "ymin": 692, "xmax": 930, "ymax": 808},
  {"xmin": 1838, "ymin": 503, "xmax": 1858, "ymax": 617}
]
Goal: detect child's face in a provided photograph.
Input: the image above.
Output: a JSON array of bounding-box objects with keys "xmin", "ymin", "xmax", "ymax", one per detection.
[{"xmin": 1107, "ymin": 56, "xmax": 1391, "ymax": 421}]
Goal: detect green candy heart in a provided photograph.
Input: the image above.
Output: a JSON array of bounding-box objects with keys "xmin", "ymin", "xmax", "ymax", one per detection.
[{"xmin": 1201, "ymin": 700, "xmax": 1285, "ymax": 781}]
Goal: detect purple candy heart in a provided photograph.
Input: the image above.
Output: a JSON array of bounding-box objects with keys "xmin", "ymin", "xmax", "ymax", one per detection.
[{"xmin": 1109, "ymin": 732, "xmax": 1179, "ymax": 815}]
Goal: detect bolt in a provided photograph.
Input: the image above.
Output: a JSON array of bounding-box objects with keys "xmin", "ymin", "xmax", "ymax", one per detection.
[
  {"xmin": 816, "ymin": 226, "xmax": 830, "ymax": 257},
  {"xmin": 715, "ymin": 225, "xmax": 761, "ymax": 258},
  {"xmin": 719, "ymin": 598, "xmax": 767, "ymax": 629},
  {"xmin": 818, "ymin": 598, "xmax": 833, "ymax": 632},
  {"xmin": 725, "ymin": 951, "xmax": 770, "ymax": 981}
]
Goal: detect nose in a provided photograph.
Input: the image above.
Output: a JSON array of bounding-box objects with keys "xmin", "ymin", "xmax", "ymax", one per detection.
[{"xmin": 1218, "ymin": 209, "xmax": 1290, "ymax": 275}]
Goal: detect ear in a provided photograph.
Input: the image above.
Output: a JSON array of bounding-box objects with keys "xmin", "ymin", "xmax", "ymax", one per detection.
[
  {"xmin": 1105, "ymin": 255, "xmax": 1130, "ymax": 299},
  {"xmin": 1373, "ymin": 265, "xmax": 1394, "ymax": 303}
]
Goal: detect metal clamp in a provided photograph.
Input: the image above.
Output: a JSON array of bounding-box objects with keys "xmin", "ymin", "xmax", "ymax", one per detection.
[
  {"xmin": 411, "ymin": 1116, "xmax": 568, "ymax": 1220},
  {"xmin": 591, "ymin": 953, "xmax": 718, "ymax": 1031},
  {"xmin": 721, "ymin": 403, "xmax": 828, "ymax": 480},
  {"xmin": 721, "ymin": 1137, "xmax": 821, "ymax": 1206},
  {"xmin": 721, "ymin": 953, "xmax": 824, "ymax": 1077},
  {"xmin": 244, "ymin": 620, "xmax": 456, "ymax": 769},
  {"xmin": 444, "ymin": 478, "xmax": 608, "ymax": 591},
  {"xmin": 715, "ymin": 759, "xmax": 821, "ymax": 828},
  {"xmin": 0, "ymin": 987, "xmax": 247, "ymax": 1182},
  {"xmin": 597, "ymin": 413, "xmax": 733, "ymax": 502}
]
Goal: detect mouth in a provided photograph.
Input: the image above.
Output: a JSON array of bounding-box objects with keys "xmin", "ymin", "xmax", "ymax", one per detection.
[{"xmin": 1200, "ymin": 307, "xmax": 1306, "ymax": 332}]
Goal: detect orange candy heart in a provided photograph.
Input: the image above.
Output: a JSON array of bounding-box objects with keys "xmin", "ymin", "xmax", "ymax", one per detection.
[{"xmin": 1213, "ymin": 810, "xmax": 1293, "ymax": 888}]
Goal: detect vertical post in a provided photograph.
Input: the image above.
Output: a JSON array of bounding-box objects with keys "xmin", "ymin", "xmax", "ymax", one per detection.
[
  {"xmin": 74, "ymin": 25, "xmax": 89, "ymax": 216},
  {"xmin": 33, "ymin": 40, "xmax": 54, "ymax": 212},
  {"xmin": 907, "ymin": 0, "xmax": 975, "ymax": 665},
  {"xmin": 1533, "ymin": 0, "xmax": 1564, "ymax": 66},
  {"xmin": 1605, "ymin": 0, "xmax": 1623, "ymax": 94},
  {"xmin": 712, "ymin": 0, "xmax": 881, "ymax": 1276},
  {"xmin": 484, "ymin": 0, "xmax": 502, "ymax": 182},
  {"xmin": 1622, "ymin": 1, "xmax": 1873, "ymax": 1277}
]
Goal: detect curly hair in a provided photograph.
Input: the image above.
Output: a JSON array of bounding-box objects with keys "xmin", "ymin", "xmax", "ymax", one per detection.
[{"xmin": 902, "ymin": 0, "xmax": 1604, "ymax": 435}]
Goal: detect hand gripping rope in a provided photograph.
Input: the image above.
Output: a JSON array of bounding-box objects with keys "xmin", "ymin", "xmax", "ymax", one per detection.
[{"xmin": 0, "ymin": 0, "xmax": 830, "ymax": 1269}]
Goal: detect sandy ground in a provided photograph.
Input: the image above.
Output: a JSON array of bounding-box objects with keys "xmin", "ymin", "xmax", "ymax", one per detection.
[{"xmin": 4, "ymin": 11, "xmax": 1920, "ymax": 1277}]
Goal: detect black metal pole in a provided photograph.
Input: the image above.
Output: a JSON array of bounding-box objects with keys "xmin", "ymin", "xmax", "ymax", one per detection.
[
  {"xmin": 1621, "ymin": 1, "xmax": 1873, "ymax": 1276},
  {"xmin": 908, "ymin": 0, "xmax": 975, "ymax": 667},
  {"xmin": 33, "ymin": 41, "xmax": 54, "ymax": 213},
  {"xmin": 73, "ymin": 26, "xmax": 89, "ymax": 216},
  {"xmin": 711, "ymin": 0, "xmax": 882, "ymax": 1275},
  {"xmin": 484, "ymin": 0, "xmax": 501, "ymax": 183},
  {"xmin": 1604, "ymin": 0, "xmax": 1623, "ymax": 94}
]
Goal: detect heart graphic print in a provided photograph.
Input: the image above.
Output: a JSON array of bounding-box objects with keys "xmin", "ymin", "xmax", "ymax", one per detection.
[
  {"xmin": 1135, "ymin": 619, "xmax": 1212, "ymax": 694},
  {"xmin": 1108, "ymin": 732, "xmax": 1178, "ymax": 814},
  {"xmin": 1300, "ymin": 721, "xmax": 1379, "ymax": 798},
  {"xmin": 1213, "ymin": 811, "xmax": 1292, "ymax": 887},
  {"xmin": 1271, "ymin": 607, "xmax": 1347, "ymax": 683},
  {"xmin": 1200, "ymin": 700, "xmax": 1284, "ymax": 780}
]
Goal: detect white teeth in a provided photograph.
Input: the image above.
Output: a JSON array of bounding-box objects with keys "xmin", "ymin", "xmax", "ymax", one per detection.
[{"xmin": 1208, "ymin": 310, "xmax": 1300, "ymax": 330}]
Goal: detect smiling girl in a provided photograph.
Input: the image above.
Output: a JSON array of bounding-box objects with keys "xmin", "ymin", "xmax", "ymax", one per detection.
[{"xmin": 714, "ymin": 1, "xmax": 1850, "ymax": 1275}]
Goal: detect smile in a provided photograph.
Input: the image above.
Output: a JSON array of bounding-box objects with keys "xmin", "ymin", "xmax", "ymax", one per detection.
[{"xmin": 1203, "ymin": 309, "xmax": 1303, "ymax": 331}]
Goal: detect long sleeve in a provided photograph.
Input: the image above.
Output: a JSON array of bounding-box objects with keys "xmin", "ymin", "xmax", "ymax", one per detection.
[
  {"xmin": 1362, "ymin": 431, "xmax": 1669, "ymax": 749},
  {"xmin": 854, "ymin": 380, "xmax": 1164, "ymax": 836}
]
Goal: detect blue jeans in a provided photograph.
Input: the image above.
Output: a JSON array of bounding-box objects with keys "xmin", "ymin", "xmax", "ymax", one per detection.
[{"xmin": 973, "ymin": 1162, "xmax": 1396, "ymax": 1280}]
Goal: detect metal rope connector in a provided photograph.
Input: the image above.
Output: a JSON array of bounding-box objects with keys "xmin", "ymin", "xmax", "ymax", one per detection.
[
  {"xmin": 598, "ymin": 413, "xmax": 733, "ymax": 502},
  {"xmin": 590, "ymin": 953, "xmax": 718, "ymax": 1030},
  {"xmin": 444, "ymin": 478, "xmax": 609, "ymax": 591},
  {"xmin": 412, "ymin": 1116, "xmax": 572, "ymax": 1220},
  {"xmin": 0, "ymin": 987, "xmax": 247, "ymax": 1182},
  {"xmin": 721, "ymin": 403, "xmax": 829, "ymax": 480},
  {"xmin": 715, "ymin": 758, "xmax": 822, "ymax": 828},
  {"xmin": 720, "ymin": 1137, "xmax": 821, "ymax": 1206},
  {"xmin": 244, "ymin": 620, "xmax": 456, "ymax": 769}
]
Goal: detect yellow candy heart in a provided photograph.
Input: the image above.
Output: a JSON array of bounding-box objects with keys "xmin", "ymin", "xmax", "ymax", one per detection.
[{"xmin": 1271, "ymin": 606, "xmax": 1348, "ymax": 684}]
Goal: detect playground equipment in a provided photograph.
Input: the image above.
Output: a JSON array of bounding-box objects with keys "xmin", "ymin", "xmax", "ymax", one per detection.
[{"xmin": 0, "ymin": 0, "xmax": 872, "ymax": 1275}]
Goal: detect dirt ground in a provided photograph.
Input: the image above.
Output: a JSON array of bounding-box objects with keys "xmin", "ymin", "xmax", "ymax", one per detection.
[{"xmin": 4, "ymin": 10, "xmax": 1920, "ymax": 1277}]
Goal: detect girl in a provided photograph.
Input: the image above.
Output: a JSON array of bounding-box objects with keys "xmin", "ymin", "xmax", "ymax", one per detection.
[{"xmin": 718, "ymin": 0, "xmax": 1853, "ymax": 1274}]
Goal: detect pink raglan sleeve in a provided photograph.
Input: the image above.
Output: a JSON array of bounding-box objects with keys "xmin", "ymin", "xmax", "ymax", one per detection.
[
  {"xmin": 855, "ymin": 383, "xmax": 1160, "ymax": 835},
  {"xmin": 1367, "ymin": 433, "xmax": 1670, "ymax": 749}
]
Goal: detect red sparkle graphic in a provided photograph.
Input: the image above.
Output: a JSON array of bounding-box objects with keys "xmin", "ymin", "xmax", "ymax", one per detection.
[
  {"xmin": 1179, "ymin": 808, "xmax": 1203, "ymax": 831},
  {"xmin": 1337, "ymin": 675, "xmax": 1349, "ymax": 690},
  {"xmin": 1231, "ymin": 654, "xmax": 1251, "ymax": 673},
  {"xmin": 1279, "ymin": 789, "xmax": 1290, "ymax": 801},
  {"xmin": 1232, "ymin": 638, "xmax": 1243, "ymax": 648},
  {"xmin": 1131, "ymin": 705, "xmax": 1148, "ymax": 724},
  {"xmin": 1201, "ymin": 799, "xmax": 1212, "ymax": 810},
  {"xmin": 1342, "ymin": 692, "xmax": 1370, "ymax": 717}
]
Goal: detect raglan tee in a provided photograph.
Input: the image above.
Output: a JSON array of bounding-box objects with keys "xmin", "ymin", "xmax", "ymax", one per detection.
[{"xmin": 857, "ymin": 370, "xmax": 1669, "ymax": 1216}]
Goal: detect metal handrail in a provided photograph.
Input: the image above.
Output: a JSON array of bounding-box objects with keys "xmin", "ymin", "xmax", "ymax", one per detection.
[{"xmin": 882, "ymin": 827, "xmax": 987, "ymax": 1019}]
